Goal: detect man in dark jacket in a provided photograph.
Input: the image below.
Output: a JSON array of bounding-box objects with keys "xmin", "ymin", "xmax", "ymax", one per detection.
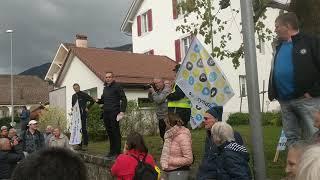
[
  {"xmin": 21, "ymin": 120, "xmax": 44, "ymax": 154},
  {"xmin": 268, "ymin": 12, "xmax": 320, "ymax": 146},
  {"xmin": 72, "ymin": 83, "xmax": 95, "ymax": 150},
  {"xmin": 0, "ymin": 138, "xmax": 24, "ymax": 179},
  {"xmin": 97, "ymin": 72, "xmax": 127, "ymax": 160},
  {"xmin": 197, "ymin": 106, "xmax": 244, "ymax": 180}
]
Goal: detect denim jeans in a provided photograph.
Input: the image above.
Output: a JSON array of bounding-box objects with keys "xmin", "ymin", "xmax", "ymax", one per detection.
[{"xmin": 279, "ymin": 97, "xmax": 320, "ymax": 146}]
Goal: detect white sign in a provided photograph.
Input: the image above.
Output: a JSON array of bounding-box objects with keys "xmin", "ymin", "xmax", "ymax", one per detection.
[
  {"xmin": 69, "ymin": 101, "xmax": 82, "ymax": 145},
  {"xmin": 276, "ymin": 130, "xmax": 287, "ymax": 151},
  {"xmin": 176, "ymin": 37, "xmax": 235, "ymax": 128}
]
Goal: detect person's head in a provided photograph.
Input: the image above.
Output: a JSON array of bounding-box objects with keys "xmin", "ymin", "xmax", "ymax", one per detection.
[
  {"xmin": 203, "ymin": 106, "xmax": 223, "ymax": 130},
  {"xmin": 73, "ymin": 83, "xmax": 80, "ymax": 93},
  {"xmin": 8, "ymin": 128, "xmax": 17, "ymax": 138},
  {"xmin": 53, "ymin": 128, "xmax": 61, "ymax": 138},
  {"xmin": 28, "ymin": 120, "xmax": 38, "ymax": 131},
  {"xmin": 11, "ymin": 148, "xmax": 88, "ymax": 180},
  {"xmin": 275, "ymin": 12, "xmax": 299, "ymax": 41},
  {"xmin": 125, "ymin": 132, "xmax": 148, "ymax": 153},
  {"xmin": 105, "ymin": 71, "xmax": 114, "ymax": 84},
  {"xmin": 45, "ymin": 125, "xmax": 53, "ymax": 134},
  {"xmin": 22, "ymin": 106, "xmax": 27, "ymax": 110},
  {"xmin": 0, "ymin": 138, "xmax": 12, "ymax": 151},
  {"xmin": 313, "ymin": 107, "xmax": 320, "ymax": 129},
  {"xmin": 1, "ymin": 126, "xmax": 8, "ymax": 137},
  {"xmin": 285, "ymin": 140, "xmax": 309, "ymax": 179},
  {"xmin": 167, "ymin": 113, "xmax": 184, "ymax": 127},
  {"xmin": 210, "ymin": 122, "xmax": 234, "ymax": 146},
  {"xmin": 296, "ymin": 144, "xmax": 320, "ymax": 180},
  {"xmin": 153, "ymin": 77, "xmax": 164, "ymax": 91}
]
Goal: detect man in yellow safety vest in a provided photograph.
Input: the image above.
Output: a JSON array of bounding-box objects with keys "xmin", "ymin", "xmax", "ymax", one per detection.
[{"xmin": 167, "ymin": 64, "xmax": 192, "ymax": 126}]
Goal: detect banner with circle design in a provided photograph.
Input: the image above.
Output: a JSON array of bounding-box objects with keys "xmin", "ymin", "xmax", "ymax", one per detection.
[{"xmin": 176, "ymin": 37, "xmax": 235, "ymax": 128}]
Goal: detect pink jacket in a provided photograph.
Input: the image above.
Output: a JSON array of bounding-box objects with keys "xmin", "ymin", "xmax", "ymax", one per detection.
[{"xmin": 160, "ymin": 125, "xmax": 193, "ymax": 171}]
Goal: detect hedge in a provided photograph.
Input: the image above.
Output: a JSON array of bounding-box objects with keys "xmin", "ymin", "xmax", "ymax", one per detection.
[{"xmin": 228, "ymin": 112, "xmax": 282, "ymax": 126}]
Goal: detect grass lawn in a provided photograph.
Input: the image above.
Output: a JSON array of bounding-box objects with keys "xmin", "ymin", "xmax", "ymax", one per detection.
[{"xmin": 87, "ymin": 125, "xmax": 286, "ymax": 179}]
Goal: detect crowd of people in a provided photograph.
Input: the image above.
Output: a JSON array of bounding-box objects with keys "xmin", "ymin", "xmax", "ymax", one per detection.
[{"xmin": 1, "ymin": 11, "xmax": 320, "ymax": 180}]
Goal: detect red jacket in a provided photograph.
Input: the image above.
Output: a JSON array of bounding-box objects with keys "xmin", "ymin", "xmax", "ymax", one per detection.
[{"xmin": 111, "ymin": 149, "xmax": 156, "ymax": 180}]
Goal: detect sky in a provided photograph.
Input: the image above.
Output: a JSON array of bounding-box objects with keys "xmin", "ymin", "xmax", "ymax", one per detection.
[{"xmin": 0, "ymin": 0, "xmax": 132, "ymax": 74}]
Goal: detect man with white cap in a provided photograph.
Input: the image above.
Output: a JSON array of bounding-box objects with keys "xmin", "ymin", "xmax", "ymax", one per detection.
[
  {"xmin": 0, "ymin": 126, "xmax": 8, "ymax": 138},
  {"xmin": 21, "ymin": 120, "xmax": 44, "ymax": 154}
]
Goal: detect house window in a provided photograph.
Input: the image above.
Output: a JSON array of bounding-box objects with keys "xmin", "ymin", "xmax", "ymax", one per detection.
[
  {"xmin": 175, "ymin": 35, "xmax": 192, "ymax": 63},
  {"xmin": 177, "ymin": 0, "xmax": 187, "ymax": 17},
  {"xmin": 83, "ymin": 87, "xmax": 97, "ymax": 98},
  {"xmin": 141, "ymin": 12, "xmax": 148, "ymax": 33},
  {"xmin": 138, "ymin": 98, "xmax": 154, "ymax": 108},
  {"xmin": 144, "ymin": 49, "xmax": 154, "ymax": 55},
  {"xmin": 239, "ymin": 75, "xmax": 246, "ymax": 97},
  {"xmin": 181, "ymin": 36, "xmax": 191, "ymax": 59},
  {"xmin": 137, "ymin": 9, "xmax": 153, "ymax": 36},
  {"xmin": 258, "ymin": 38, "xmax": 265, "ymax": 54}
]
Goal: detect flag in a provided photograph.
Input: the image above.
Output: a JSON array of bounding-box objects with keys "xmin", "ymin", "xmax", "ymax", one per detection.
[
  {"xmin": 176, "ymin": 37, "xmax": 235, "ymax": 128},
  {"xmin": 69, "ymin": 100, "xmax": 82, "ymax": 145},
  {"xmin": 276, "ymin": 130, "xmax": 287, "ymax": 151}
]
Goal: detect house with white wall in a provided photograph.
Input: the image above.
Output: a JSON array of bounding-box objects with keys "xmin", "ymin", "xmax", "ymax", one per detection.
[
  {"xmin": 121, "ymin": 0, "xmax": 282, "ymax": 116},
  {"xmin": 45, "ymin": 35, "xmax": 176, "ymax": 121}
]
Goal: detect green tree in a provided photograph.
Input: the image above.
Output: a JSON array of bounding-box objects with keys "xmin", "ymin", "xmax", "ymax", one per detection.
[{"xmin": 177, "ymin": 0, "xmax": 320, "ymax": 68}]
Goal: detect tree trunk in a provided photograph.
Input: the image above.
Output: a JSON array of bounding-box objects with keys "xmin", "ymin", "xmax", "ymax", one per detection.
[{"xmin": 290, "ymin": 0, "xmax": 320, "ymax": 35}]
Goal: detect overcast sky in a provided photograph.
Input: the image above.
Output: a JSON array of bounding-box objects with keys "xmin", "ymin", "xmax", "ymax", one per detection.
[{"xmin": 0, "ymin": 0, "xmax": 132, "ymax": 74}]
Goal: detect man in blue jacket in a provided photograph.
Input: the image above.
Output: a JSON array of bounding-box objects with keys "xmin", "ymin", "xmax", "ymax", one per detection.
[
  {"xmin": 196, "ymin": 106, "xmax": 244, "ymax": 180},
  {"xmin": 268, "ymin": 12, "xmax": 320, "ymax": 145}
]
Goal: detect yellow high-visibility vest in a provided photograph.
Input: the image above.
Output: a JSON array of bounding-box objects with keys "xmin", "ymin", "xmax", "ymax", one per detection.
[{"xmin": 168, "ymin": 85, "xmax": 191, "ymax": 108}]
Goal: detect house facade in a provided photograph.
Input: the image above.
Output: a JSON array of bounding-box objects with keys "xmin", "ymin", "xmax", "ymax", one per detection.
[
  {"xmin": 0, "ymin": 75, "xmax": 52, "ymax": 119},
  {"xmin": 121, "ymin": 0, "xmax": 282, "ymax": 116},
  {"xmin": 45, "ymin": 35, "xmax": 177, "ymax": 121}
]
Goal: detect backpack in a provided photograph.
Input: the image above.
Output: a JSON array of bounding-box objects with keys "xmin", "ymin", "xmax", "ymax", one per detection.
[{"xmin": 130, "ymin": 154, "xmax": 158, "ymax": 180}]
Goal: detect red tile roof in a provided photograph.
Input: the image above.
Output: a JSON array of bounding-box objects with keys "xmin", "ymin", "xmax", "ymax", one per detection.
[
  {"xmin": 0, "ymin": 75, "xmax": 53, "ymax": 105},
  {"xmin": 59, "ymin": 47, "xmax": 177, "ymax": 84}
]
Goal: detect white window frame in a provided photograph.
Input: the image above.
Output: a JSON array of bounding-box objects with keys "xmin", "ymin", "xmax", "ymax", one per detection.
[
  {"xmin": 141, "ymin": 12, "xmax": 148, "ymax": 34},
  {"xmin": 180, "ymin": 35, "xmax": 191, "ymax": 59}
]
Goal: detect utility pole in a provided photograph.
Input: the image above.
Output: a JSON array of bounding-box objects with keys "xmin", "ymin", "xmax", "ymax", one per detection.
[{"xmin": 240, "ymin": 0, "xmax": 267, "ymax": 179}]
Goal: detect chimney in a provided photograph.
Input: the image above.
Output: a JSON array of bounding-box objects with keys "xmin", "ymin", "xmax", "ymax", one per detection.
[{"xmin": 75, "ymin": 34, "xmax": 88, "ymax": 48}]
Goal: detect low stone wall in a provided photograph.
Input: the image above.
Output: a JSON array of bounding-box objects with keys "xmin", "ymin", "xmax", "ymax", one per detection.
[{"xmin": 78, "ymin": 152, "xmax": 113, "ymax": 180}]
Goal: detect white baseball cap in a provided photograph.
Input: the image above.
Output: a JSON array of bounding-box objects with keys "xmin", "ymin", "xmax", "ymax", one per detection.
[{"xmin": 28, "ymin": 120, "xmax": 38, "ymax": 126}]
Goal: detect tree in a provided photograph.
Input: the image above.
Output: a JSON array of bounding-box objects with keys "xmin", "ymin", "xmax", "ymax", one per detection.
[{"xmin": 177, "ymin": 0, "xmax": 320, "ymax": 68}]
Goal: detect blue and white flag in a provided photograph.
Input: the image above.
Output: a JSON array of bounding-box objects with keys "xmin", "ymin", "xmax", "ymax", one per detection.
[
  {"xmin": 176, "ymin": 37, "xmax": 234, "ymax": 128},
  {"xmin": 69, "ymin": 101, "xmax": 82, "ymax": 145},
  {"xmin": 276, "ymin": 130, "xmax": 287, "ymax": 151}
]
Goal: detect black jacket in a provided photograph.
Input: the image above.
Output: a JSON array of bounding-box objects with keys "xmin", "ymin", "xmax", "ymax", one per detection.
[
  {"xmin": 196, "ymin": 130, "xmax": 244, "ymax": 180},
  {"xmin": 167, "ymin": 85, "xmax": 186, "ymax": 101},
  {"xmin": 72, "ymin": 91, "xmax": 95, "ymax": 112},
  {"xmin": 268, "ymin": 33, "xmax": 320, "ymax": 101},
  {"xmin": 98, "ymin": 81, "xmax": 127, "ymax": 112},
  {"xmin": 0, "ymin": 146, "xmax": 24, "ymax": 179},
  {"xmin": 216, "ymin": 141, "xmax": 251, "ymax": 180}
]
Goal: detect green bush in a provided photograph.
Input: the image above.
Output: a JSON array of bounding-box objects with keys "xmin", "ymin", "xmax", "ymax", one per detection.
[
  {"xmin": 227, "ymin": 112, "xmax": 282, "ymax": 127},
  {"xmin": 228, "ymin": 113, "xmax": 249, "ymax": 126},
  {"xmin": 87, "ymin": 104, "xmax": 105, "ymax": 141},
  {"xmin": 0, "ymin": 116, "xmax": 20, "ymax": 127},
  {"xmin": 38, "ymin": 107, "xmax": 67, "ymax": 132}
]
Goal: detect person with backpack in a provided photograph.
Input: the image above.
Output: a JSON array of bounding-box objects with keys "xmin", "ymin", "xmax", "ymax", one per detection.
[
  {"xmin": 160, "ymin": 113, "xmax": 193, "ymax": 180},
  {"xmin": 111, "ymin": 132, "xmax": 159, "ymax": 180}
]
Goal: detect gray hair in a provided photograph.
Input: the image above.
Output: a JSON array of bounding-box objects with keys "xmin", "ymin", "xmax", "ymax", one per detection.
[
  {"xmin": 288, "ymin": 140, "xmax": 310, "ymax": 152},
  {"xmin": 0, "ymin": 138, "xmax": 9, "ymax": 150},
  {"xmin": 296, "ymin": 144, "xmax": 320, "ymax": 180},
  {"xmin": 211, "ymin": 122, "xmax": 235, "ymax": 145}
]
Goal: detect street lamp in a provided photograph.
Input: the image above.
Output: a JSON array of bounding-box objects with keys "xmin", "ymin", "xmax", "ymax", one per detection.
[{"xmin": 6, "ymin": 29, "xmax": 15, "ymax": 127}]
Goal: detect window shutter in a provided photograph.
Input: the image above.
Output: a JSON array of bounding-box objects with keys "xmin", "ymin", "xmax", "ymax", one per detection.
[
  {"xmin": 147, "ymin": 9, "xmax": 153, "ymax": 32},
  {"xmin": 137, "ymin": 15, "xmax": 142, "ymax": 36},
  {"xmin": 175, "ymin": 39, "xmax": 181, "ymax": 62},
  {"xmin": 172, "ymin": 0, "xmax": 178, "ymax": 19}
]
